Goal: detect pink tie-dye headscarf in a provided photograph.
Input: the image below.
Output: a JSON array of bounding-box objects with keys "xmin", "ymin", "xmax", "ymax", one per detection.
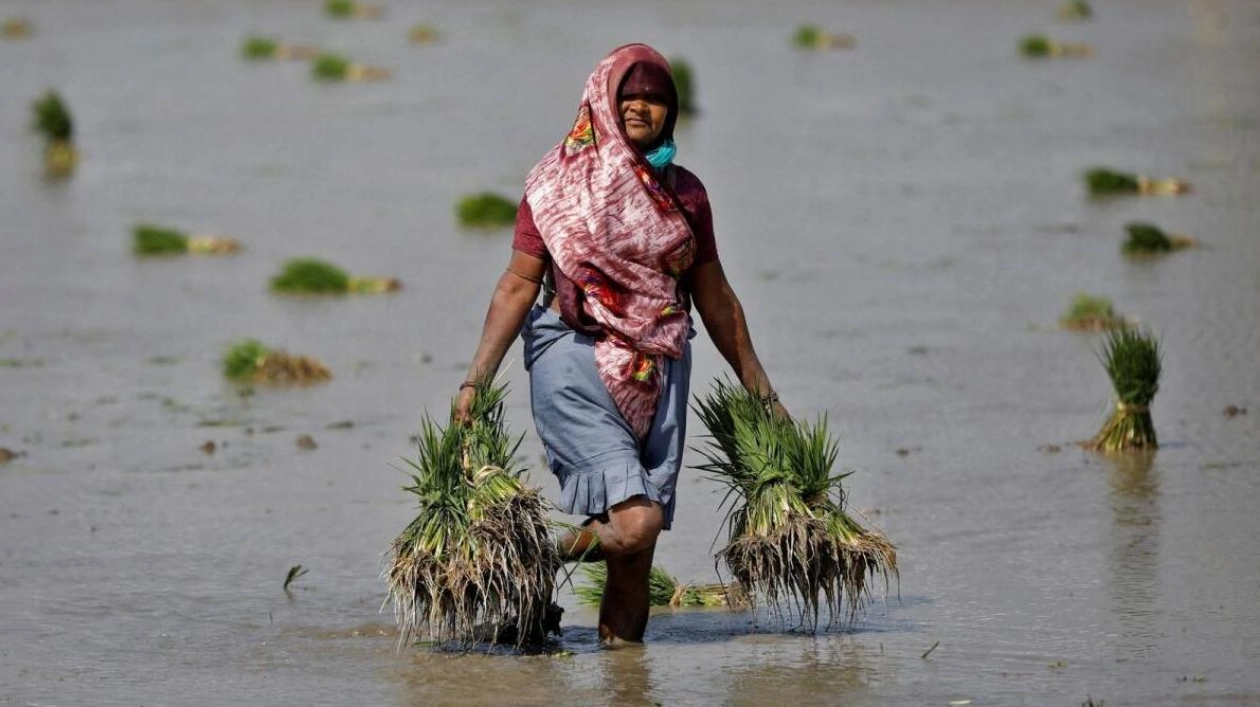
[{"xmin": 524, "ymin": 44, "xmax": 696, "ymax": 440}]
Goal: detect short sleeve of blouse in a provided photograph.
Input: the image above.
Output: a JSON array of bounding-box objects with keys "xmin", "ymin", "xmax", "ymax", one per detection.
[
  {"xmin": 673, "ymin": 166, "xmax": 719, "ymax": 267},
  {"xmin": 511, "ymin": 197, "xmax": 548, "ymax": 260}
]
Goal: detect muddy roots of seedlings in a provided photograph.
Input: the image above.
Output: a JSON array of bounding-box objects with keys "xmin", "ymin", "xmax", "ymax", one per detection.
[
  {"xmin": 384, "ymin": 383, "xmax": 562, "ymax": 650},
  {"xmin": 576, "ymin": 562, "xmax": 749, "ymax": 610},
  {"xmin": 694, "ymin": 379, "xmax": 897, "ymax": 629},
  {"xmin": 1086, "ymin": 327, "xmax": 1161, "ymax": 452}
]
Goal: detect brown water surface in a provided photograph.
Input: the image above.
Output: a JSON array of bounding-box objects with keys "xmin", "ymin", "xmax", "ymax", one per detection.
[{"xmin": 2, "ymin": 0, "xmax": 1259, "ymax": 705}]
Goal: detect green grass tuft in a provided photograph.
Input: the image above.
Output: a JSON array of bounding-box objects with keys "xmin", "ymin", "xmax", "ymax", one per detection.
[
  {"xmin": 1084, "ymin": 167, "xmax": 1140, "ymax": 195},
  {"xmin": 270, "ymin": 258, "xmax": 352, "ymax": 293},
  {"xmin": 456, "ymin": 193, "xmax": 518, "ymax": 228},
  {"xmin": 669, "ymin": 57, "xmax": 697, "ymax": 115},
  {"xmin": 223, "ymin": 339, "xmax": 271, "ymax": 380},
  {"xmin": 241, "ymin": 35, "xmax": 278, "ymax": 59},
  {"xmin": 312, "ymin": 53, "xmax": 349, "ymax": 80},
  {"xmin": 133, "ymin": 224, "xmax": 189, "ymax": 255},
  {"xmin": 32, "ymin": 91, "xmax": 73, "ymax": 143},
  {"xmin": 1020, "ymin": 34, "xmax": 1052, "ymax": 58},
  {"xmin": 1122, "ymin": 222, "xmax": 1173, "ymax": 255},
  {"xmin": 793, "ymin": 24, "xmax": 824, "ymax": 49}
]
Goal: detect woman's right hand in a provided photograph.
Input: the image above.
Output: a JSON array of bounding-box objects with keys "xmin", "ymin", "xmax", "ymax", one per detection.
[{"xmin": 454, "ymin": 385, "xmax": 476, "ymax": 425}]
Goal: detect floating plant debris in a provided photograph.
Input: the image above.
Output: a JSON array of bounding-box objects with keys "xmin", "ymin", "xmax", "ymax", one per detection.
[
  {"xmin": 693, "ymin": 379, "xmax": 897, "ymax": 627},
  {"xmin": 311, "ymin": 53, "xmax": 390, "ymax": 82},
  {"xmin": 1059, "ymin": 293, "xmax": 1128, "ymax": 331},
  {"xmin": 222, "ymin": 338, "xmax": 331, "ymax": 385},
  {"xmin": 575, "ymin": 562, "xmax": 748, "ymax": 609},
  {"xmin": 284, "ymin": 565, "xmax": 309, "ymax": 590},
  {"xmin": 241, "ymin": 35, "xmax": 319, "ymax": 61},
  {"xmin": 456, "ymin": 193, "xmax": 518, "ymax": 228},
  {"xmin": 408, "ymin": 23, "xmax": 440, "ymax": 44},
  {"xmin": 669, "ymin": 57, "xmax": 698, "ymax": 116},
  {"xmin": 270, "ymin": 258, "xmax": 401, "ymax": 294},
  {"xmin": 1086, "ymin": 328, "xmax": 1161, "ymax": 452},
  {"xmin": 31, "ymin": 90, "xmax": 77, "ymax": 179},
  {"xmin": 1084, "ymin": 167, "xmax": 1190, "ymax": 196},
  {"xmin": 1019, "ymin": 33, "xmax": 1092, "ymax": 58},
  {"xmin": 792, "ymin": 24, "xmax": 856, "ymax": 50},
  {"xmin": 324, "ymin": 0, "xmax": 382, "ymax": 19},
  {"xmin": 383, "ymin": 382, "xmax": 561, "ymax": 649},
  {"xmin": 1122, "ymin": 222, "xmax": 1196, "ymax": 256},
  {"xmin": 2, "ymin": 16, "xmax": 33, "ymax": 39},
  {"xmin": 1059, "ymin": 0, "xmax": 1093, "ymax": 20},
  {"xmin": 133, "ymin": 224, "xmax": 241, "ymax": 255}
]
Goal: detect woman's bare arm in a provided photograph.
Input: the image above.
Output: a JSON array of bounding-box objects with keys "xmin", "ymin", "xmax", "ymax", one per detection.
[
  {"xmin": 454, "ymin": 250, "xmax": 548, "ymax": 421},
  {"xmin": 690, "ymin": 260, "xmax": 788, "ymax": 416}
]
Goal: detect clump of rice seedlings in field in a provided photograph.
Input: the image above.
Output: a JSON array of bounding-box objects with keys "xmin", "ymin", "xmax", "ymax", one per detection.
[
  {"xmin": 240, "ymin": 35, "xmax": 319, "ymax": 61},
  {"xmin": 324, "ymin": 0, "xmax": 382, "ymax": 19},
  {"xmin": 1122, "ymin": 222, "xmax": 1197, "ymax": 256},
  {"xmin": 384, "ymin": 382, "xmax": 562, "ymax": 649},
  {"xmin": 669, "ymin": 57, "xmax": 698, "ymax": 116},
  {"xmin": 575, "ymin": 562, "xmax": 749, "ymax": 610},
  {"xmin": 408, "ymin": 23, "xmax": 440, "ymax": 44},
  {"xmin": 1084, "ymin": 167, "xmax": 1190, "ymax": 196},
  {"xmin": 133, "ymin": 224, "xmax": 241, "ymax": 255},
  {"xmin": 694, "ymin": 379, "xmax": 897, "ymax": 628},
  {"xmin": 1059, "ymin": 292, "xmax": 1128, "ymax": 331},
  {"xmin": 1086, "ymin": 328, "xmax": 1160, "ymax": 452},
  {"xmin": 270, "ymin": 258, "xmax": 401, "ymax": 294},
  {"xmin": 222, "ymin": 338, "xmax": 331, "ymax": 384},
  {"xmin": 1059, "ymin": 0, "xmax": 1093, "ymax": 21},
  {"xmin": 456, "ymin": 192, "xmax": 518, "ymax": 228},
  {"xmin": 1019, "ymin": 33, "xmax": 1092, "ymax": 58},
  {"xmin": 792, "ymin": 24, "xmax": 856, "ymax": 50},
  {"xmin": 311, "ymin": 53, "xmax": 390, "ymax": 82},
  {"xmin": 31, "ymin": 91, "xmax": 77, "ymax": 179},
  {"xmin": 3, "ymin": 16, "xmax": 33, "ymax": 39}
]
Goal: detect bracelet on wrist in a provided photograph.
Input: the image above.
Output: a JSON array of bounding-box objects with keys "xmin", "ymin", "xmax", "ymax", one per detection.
[{"xmin": 459, "ymin": 380, "xmax": 478, "ymax": 391}]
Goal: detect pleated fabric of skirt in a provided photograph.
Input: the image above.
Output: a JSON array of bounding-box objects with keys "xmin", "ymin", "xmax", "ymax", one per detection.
[{"xmin": 521, "ymin": 305, "xmax": 691, "ymax": 530}]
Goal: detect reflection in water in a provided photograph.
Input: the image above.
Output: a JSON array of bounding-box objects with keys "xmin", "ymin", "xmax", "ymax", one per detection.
[
  {"xmin": 724, "ymin": 638, "xmax": 875, "ymax": 706},
  {"xmin": 599, "ymin": 648, "xmax": 657, "ymax": 707},
  {"xmin": 1105, "ymin": 452, "xmax": 1161, "ymax": 661}
]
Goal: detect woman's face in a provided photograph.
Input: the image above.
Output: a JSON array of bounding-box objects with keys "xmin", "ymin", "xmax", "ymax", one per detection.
[{"xmin": 619, "ymin": 92, "xmax": 670, "ymax": 149}]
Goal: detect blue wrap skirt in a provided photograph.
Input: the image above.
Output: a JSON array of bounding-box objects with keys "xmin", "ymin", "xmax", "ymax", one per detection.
[{"xmin": 521, "ymin": 305, "xmax": 691, "ymax": 530}]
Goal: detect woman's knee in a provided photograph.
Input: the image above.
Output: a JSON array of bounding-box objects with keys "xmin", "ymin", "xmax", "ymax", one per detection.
[{"xmin": 607, "ymin": 496, "xmax": 663, "ymax": 555}]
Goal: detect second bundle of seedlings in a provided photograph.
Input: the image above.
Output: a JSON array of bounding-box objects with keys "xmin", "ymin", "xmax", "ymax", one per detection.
[
  {"xmin": 576, "ymin": 562, "xmax": 749, "ymax": 610},
  {"xmin": 133, "ymin": 224, "xmax": 241, "ymax": 255},
  {"xmin": 222, "ymin": 339, "xmax": 331, "ymax": 385},
  {"xmin": 383, "ymin": 383, "xmax": 561, "ymax": 649},
  {"xmin": 270, "ymin": 258, "xmax": 400, "ymax": 294},
  {"xmin": 694, "ymin": 379, "xmax": 897, "ymax": 628},
  {"xmin": 31, "ymin": 91, "xmax": 77, "ymax": 178}
]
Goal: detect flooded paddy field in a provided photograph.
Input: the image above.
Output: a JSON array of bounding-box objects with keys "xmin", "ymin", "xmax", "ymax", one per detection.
[{"xmin": 2, "ymin": 0, "xmax": 1259, "ymax": 704}]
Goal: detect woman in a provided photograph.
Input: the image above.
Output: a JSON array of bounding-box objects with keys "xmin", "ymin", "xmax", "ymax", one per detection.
[{"xmin": 455, "ymin": 43, "xmax": 785, "ymax": 646}]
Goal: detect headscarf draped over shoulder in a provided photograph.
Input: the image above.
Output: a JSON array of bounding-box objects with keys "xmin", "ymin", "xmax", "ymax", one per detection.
[{"xmin": 524, "ymin": 44, "xmax": 696, "ymax": 441}]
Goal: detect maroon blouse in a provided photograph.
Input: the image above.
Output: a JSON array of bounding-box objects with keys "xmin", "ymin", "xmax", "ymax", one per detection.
[{"xmin": 512, "ymin": 164, "xmax": 720, "ymax": 335}]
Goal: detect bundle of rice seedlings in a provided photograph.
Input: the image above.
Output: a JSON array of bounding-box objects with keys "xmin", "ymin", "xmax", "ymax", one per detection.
[
  {"xmin": 1059, "ymin": 292, "xmax": 1128, "ymax": 331},
  {"xmin": 3, "ymin": 16, "xmax": 33, "ymax": 39},
  {"xmin": 1059, "ymin": 0, "xmax": 1094, "ymax": 21},
  {"xmin": 31, "ymin": 91, "xmax": 77, "ymax": 178},
  {"xmin": 324, "ymin": 0, "xmax": 382, "ymax": 19},
  {"xmin": 222, "ymin": 338, "xmax": 331, "ymax": 384},
  {"xmin": 575, "ymin": 562, "xmax": 749, "ymax": 610},
  {"xmin": 384, "ymin": 383, "xmax": 561, "ymax": 648},
  {"xmin": 133, "ymin": 224, "xmax": 241, "ymax": 255},
  {"xmin": 1084, "ymin": 167, "xmax": 1190, "ymax": 196},
  {"xmin": 669, "ymin": 57, "xmax": 698, "ymax": 116},
  {"xmin": 408, "ymin": 23, "xmax": 440, "ymax": 44},
  {"xmin": 1122, "ymin": 222, "xmax": 1197, "ymax": 256},
  {"xmin": 792, "ymin": 24, "xmax": 856, "ymax": 50},
  {"xmin": 241, "ymin": 35, "xmax": 318, "ymax": 61},
  {"xmin": 270, "ymin": 258, "xmax": 401, "ymax": 294},
  {"xmin": 1019, "ymin": 33, "xmax": 1092, "ymax": 58},
  {"xmin": 1086, "ymin": 328, "xmax": 1160, "ymax": 451},
  {"xmin": 456, "ymin": 192, "xmax": 518, "ymax": 228},
  {"xmin": 311, "ymin": 53, "xmax": 390, "ymax": 82},
  {"xmin": 694, "ymin": 379, "xmax": 897, "ymax": 627}
]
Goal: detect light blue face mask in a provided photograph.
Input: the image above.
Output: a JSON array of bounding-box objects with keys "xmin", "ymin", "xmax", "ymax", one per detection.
[{"xmin": 644, "ymin": 139, "xmax": 676, "ymax": 170}]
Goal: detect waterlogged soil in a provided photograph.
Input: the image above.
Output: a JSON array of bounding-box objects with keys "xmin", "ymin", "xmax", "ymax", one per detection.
[{"xmin": 3, "ymin": 0, "xmax": 1259, "ymax": 704}]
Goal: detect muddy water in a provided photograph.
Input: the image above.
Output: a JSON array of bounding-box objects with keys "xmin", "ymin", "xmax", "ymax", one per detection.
[{"xmin": 2, "ymin": 0, "xmax": 1259, "ymax": 704}]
